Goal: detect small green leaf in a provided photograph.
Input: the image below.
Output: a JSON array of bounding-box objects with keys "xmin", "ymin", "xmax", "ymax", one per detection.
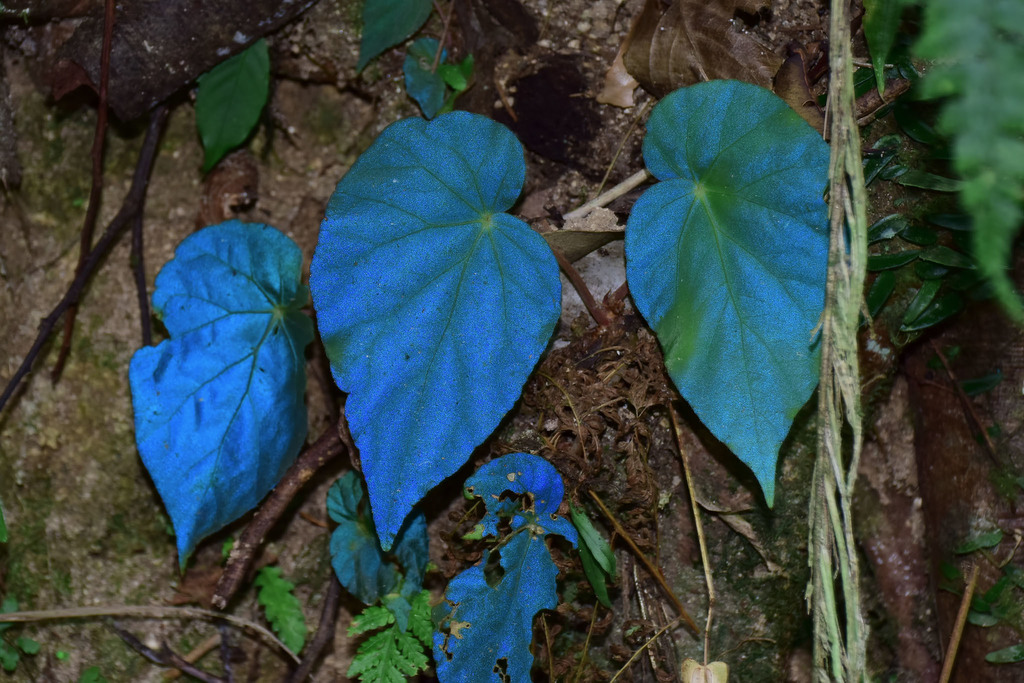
[
  {"xmin": 359, "ymin": 0, "xmax": 433, "ymax": 71},
  {"xmin": 897, "ymin": 169, "xmax": 962, "ymax": 192},
  {"xmin": 868, "ymin": 214, "xmax": 908, "ymax": 243},
  {"xmin": 863, "ymin": 0, "xmax": 904, "ymax": 94},
  {"xmin": 901, "ymin": 280, "xmax": 941, "ymax": 328},
  {"xmin": 954, "ymin": 529, "xmax": 1003, "ymax": 554},
  {"xmin": 79, "ymin": 667, "xmax": 109, "ymax": 683},
  {"xmin": 349, "ymin": 605, "xmax": 395, "ymax": 636},
  {"xmin": 578, "ymin": 540, "xmax": 613, "ymax": 608},
  {"xmin": 347, "ymin": 619, "xmax": 430, "ymax": 681},
  {"xmin": 906, "ymin": 291, "xmax": 962, "ymax": 333},
  {"xmin": 939, "ymin": 561, "xmax": 962, "ymax": 582},
  {"xmin": 0, "ymin": 642, "xmax": 19, "ymax": 672},
  {"xmin": 15, "ymin": 637, "xmax": 39, "ymax": 655},
  {"xmin": 928, "ymin": 213, "xmax": 972, "ymax": 231},
  {"xmin": 899, "ymin": 223, "xmax": 939, "ymax": 246},
  {"xmin": 0, "ymin": 597, "xmax": 18, "ymax": 634},
  {"xmin": 254, "ymin": 566, "xmax": 307, "ymax": 654},
  {"xmin": 987, "ymin": 645, "xmax": 1024, "ymax": 664},
  {"xmin": 961, "ymin": 370, "xmax": 1003, "ymax": 396},
  {"xmin": 195, "ymin": 39, "xmax": 270, "ymax": 172},
  {"xmin": 914, "ymin": 261, "xmax": 950, "ymax": 280},
  {"xmin": 920, "ymin": 245, "xmax": 974, "ymax": 269},
  {"xmin": 868, "ymin": 250, "xmax": 920, "ymax": 271},
  {"xmin": 968, "ymin": 610, "xmax": 1001, "ymax": 627},
  {"xmin": 867, "ymin": 271, "xmax": 897, "ymax": 317},
  {"xmin": 569, "ymin": 504, "xmax": 615, "ymax": 576}
]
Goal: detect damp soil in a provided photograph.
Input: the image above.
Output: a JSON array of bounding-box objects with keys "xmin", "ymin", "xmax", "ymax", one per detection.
[{"xmin": 1, "ymin": 0, "xmax": 1023, "ymax": 681}]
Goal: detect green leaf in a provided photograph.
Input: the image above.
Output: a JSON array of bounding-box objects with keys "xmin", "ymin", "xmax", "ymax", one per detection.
[
  {"xmin": 195, "ymin": 39, "xmax": 270, "ymax": 172},
  {"xmin": 897, "ymin": 169, "xmax": 962, "ymax": 192},
  {"xmin": 347, "ymin": 621, "xmax": 430, "ymax": 682},
  {"xmin": 914, "ymin": 261, "xmax": 950, "ymax": 280},
  {"xmin": 928, "ymin": 213, "xmax": 971, "ymax": 231},
  {"xmin": 359, "ymin": 0, "xmax": 433, "ymax": 71},
  {"xmin": 569, "ymin": 504, "xmax": 615, "ymax": 576},
  {"xmin": 903, "ymin": 289, "xmax": 962, "ymax": 332},
  {"xmin": 0, "ymin": 597, "xmax": 18, "ymax": 634},
  {"xmin": 954, "ymin": 529, "xmax": 1003, "ymax": 554},
  {"xmin": 868, "ymin": 250, "xmax": 920, "ymax": 271},
  {"xmin": 920, "ymin": 245, "xmax": 975, "ymax": 270},
  {"xmin": 863, "ymin": 0, "xmax": 904, "ymax": 94},
  {"xmin": 961, "ymin": 370, "xmax": 1003, "ymax": 396},
  {"xmin": 15, "ymin": 637, "xmax": 39, "ymax": 655},
  {"xmin": 987, "ymin": 645, "xmax": 1024, "ymax": 664},
  {"xmin": 79, "ymin": 667, "xmax": 109, "ymax": 683},
  {"xmin": 0, "ymin": 643, "xmax": 18, "ymax": 672},
  {"xmin": 901, "ymin": 280, "xmax": 941, "ymax": 328},
  {"xmin": 899, "ymin": 223, "xmax": 939, "ymax": 246},
  {"xmin": 867, "ymin": 271, "xmax": 897, "ymax": 317},
  {"xmin": 968, "ymin": 610, "xmax": 1001, "ymax": 627},
  {"xmin": 868, "ymin": 214, "xmax": 909, "ymax": 243},
  {"xmin": 129, "ymin": 222, "xmax": 313, "ymax": 564},
  {"xmin": 915, "ymin": 0, "xmax": 1024, "ymax": 322},
  {"xmin": 254, "ymin": 566, "xmax": 307, "ymax": 654},
  {"xmin": 350, "ymin": 605, "xmax": 396, "ymax": 636},
  {"xmin": 578, "ymin": 540, "xmax": 613, "ymax": 608},
  {"xmin": 625, "ymin": 81, "xmax": 829, "ymax": 506}
]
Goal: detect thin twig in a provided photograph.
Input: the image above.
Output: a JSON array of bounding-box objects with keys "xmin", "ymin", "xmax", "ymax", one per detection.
[
  {"xmin": 588, "ymin": 490, "xmax": 698, "ymax": 633},
  {"xmin": 929, "ymin": 340, "xmax": 1000, "ymax": 462},
  {"xmin": 0, "ymin": 604, "xmax": 298, "ymax": 664},
  {"xmin": 52, "ymin": 0, "xmax": 116, "ymax": 383},
  {"xmin": 163, "ymin": 633, "xmax": 221, "ymax": 680},
  {"xmin": 110, "ymin": 622, "xmax": 226, "ymax": 683},
  {"xmin": 548, "ymin": 244, "xmax": 612, "ymax": 327},
  {"xmin": 572, "ymin": 605, "xmax": 599, "ymax": 683},
  {"xmin": 608, "ymin": 617, "xmax": 682, "ymax": 682},
  {"xmin": 213, "ymin": 424, "xmax": 347, "ymax": 609},
  {"xmin": 670, "ymin": 406, "xmax": 715, "ymax": 665},
  {"xmin": 0, "ymin": 104, "xmax": 169, "ymax": 415},
  {"xmin": 591, "ymin": 101, "xmax": 652, "ymax": 200},
  {"xmin": 131, "ymin": 207, "xmax": 152, "ymax": 346},
  {"xmin": 430, "ymin": 0, "xmax": 455, "ymax": 72},
  {"xmin": 286, "ymin": 573, "xmax": 342, "ymax": 682},
  {"xmin": 563, "ymin": 169, "xmax": 651, "ymax": 221},
  {"xmin": 939, "ymin": 564, "xmax": 980, "ymax": 683}
]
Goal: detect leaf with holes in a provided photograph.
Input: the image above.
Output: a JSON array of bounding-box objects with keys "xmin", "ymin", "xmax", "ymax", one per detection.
[
  {"xmin": 310, "ymin": 113, "xmax": 561, "ymax": 549},
  {"xmin": 129, "ymin": 221, "xmax": 313, "ymax": 564},
  {"xmin": 433, "ymin": 453, "xmax": 576, "ymax": 682},
  {"xmin": 625, "ymin": 81, "xmax": 829, "ymax": 505}
]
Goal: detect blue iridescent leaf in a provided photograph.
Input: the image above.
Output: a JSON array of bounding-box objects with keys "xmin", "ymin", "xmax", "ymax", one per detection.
[
  {"xmin": 625, "ymin": 81, "xmax": 829, "ymax": 505},
  {"xmin": 129, "ymin": 221, "xmax": 313, "ymax": 564},
  {"xmin": 327, "ymin": 472, "xmax": 429, "ymax": 613},
  {"xmin": 310, "ymin": 113, "xmax": 561, "ymax": 549}
]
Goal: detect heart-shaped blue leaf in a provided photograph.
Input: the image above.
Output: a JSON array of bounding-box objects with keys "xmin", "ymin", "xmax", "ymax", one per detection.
[
  {"xmin": 310, "ymin": 113, "xmax": 561, "ymax": 549},
  {"xmin": 129, "ymin": 221, "xmax": 313, "ymax": 564},
  {"xmin": 404, "ymin": 38, "xmax": 447, "ymax": 119},
  {"xmin": 625, "ymin": 81, "xmax": 829, "ymax": 505}
]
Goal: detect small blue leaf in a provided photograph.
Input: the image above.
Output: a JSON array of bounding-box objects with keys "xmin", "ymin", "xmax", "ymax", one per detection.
[
  {"xmin": 625, "ymin": 81, "xmax": 829, "ymax": 505},
  {"xmin": 310, "ymin": 113, "xmax": 561, "ymax": 549},
  {"xmin": 467, "ymin": 453, "xmax": 578, "ymax": 544},
  {"xmin": 327, "ymin": 472, "xmax": 429, "ymax": 608},
  {"xmin": 129, "ymin": 221, "xmax": 313, "ymax": 564},
  {"xmin": 404, "ymin": 38, "xmax": 447, "ymax": 119},
  {"xmin": 434, "ymin": 533, "xmax": 558, "ymax": 683}
]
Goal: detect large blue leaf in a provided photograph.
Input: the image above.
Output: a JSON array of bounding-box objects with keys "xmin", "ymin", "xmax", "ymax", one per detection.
[
  {"xmin": 129, "ymin": 221, "xmax": 313, "ymax": 564},
  {"xmin": 309, "ymin": 113, "xmax": 561, "ymax": 549},
  {"xmin": 434, "ymin": 453, "xmax": 575, "ymax": 682},
  {"xmin": 327, "ymin": 471, "xmax": 429, "ymax": 627},
  {"xmin": 625, "ymin": 81, "xmax": 829, "ymax": 505}
]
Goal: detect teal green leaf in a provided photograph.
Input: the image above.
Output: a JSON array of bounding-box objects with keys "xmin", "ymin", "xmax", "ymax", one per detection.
[
  {"xmin": 920, "ymin": 245, "xmax": 974, "ymax": 270},
  {"xmin": 15, "ymin": 637, "xmax": 39, "ymax": 655},
  {"xmin": 961, "ymin": 370, "xmax": 1003, "ymax": 396},
  {"xmin": 954, "ymin": 529, "xmax": 1003, "ymax": 554},
  {"xmin": 129, "ymin": 221, "xmax": 313, "ymax": 564},
  {"xmin": 868, "ymin": 250, "xmax": 920, "ymax": 271},
  {"xmin": 434, "ymin": 453, "xmax": 576, "ymax": 681},
  {"xmin": 78, "ymin": 667, "xmax": 109, "ymax": 683},
  {"xmin": 310, "ymin": 113, "xmax": 561, "ymax": 549},
  {"xmin": 254, "ymin": 566, "xmax": 307, "ymax": 654},
  {"xmin": 195, "ymin": 39, "xmax": 270, "ymax": 172},
  {"xmin": 901, "ymin": 280, "xmax": 941, "ymax": 329},
  {"xmin": 867, "ymin": 271, "xmax": 897, "ymax": 317},
  {"xmin": 403, "ymin": 38, "xmax": 446, "ymax": 119},
  {"xmin": 863, "ymin": 0, "xmax": 904, "ymax": 94},
  {"xmin": 327, "ymin": 472, "xmax": 429, "ymax": 609},
  {"xmin": 624, "ymin": 81, "xmax": 829, "ymax": 505},
  {"xmin": 987, "ymin": 645, "xmax": 1024, "ymax": 664},
  {"xmin": 915, "ymin": 0, "xmax": 1024, "ymax": 322},
  {"xmin": 0, "ymin": 643, "xmax": 19, "ymax": 673},
  {"xmin": 359, "ymin": 0, "xmax": 433, "ymax": 71},
  {"xmin": 897, "ymin": 169, "xmax": 961, "ymax": 193}
]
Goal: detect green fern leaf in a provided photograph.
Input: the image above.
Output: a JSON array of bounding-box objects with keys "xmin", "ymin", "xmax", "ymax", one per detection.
[
  {"xmin": 254, "ymin": 566, "xmax": 307, "ymax": 654},
  {"xmin": 407, "ymin": 590, "xmax": 433, "ymax": 647},
  {"xmin": 349, "ymin": 605, "xmax": 395, "ymax": 636},
  {"xmin": 347, "ymin": 623, "xmax": 430, "ymax": 682},
  {"xmin": 916, "ymin": 0, "xmax": 1024, "ymax": 322}
]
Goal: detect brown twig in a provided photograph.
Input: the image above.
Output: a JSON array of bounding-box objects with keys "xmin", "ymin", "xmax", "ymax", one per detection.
[
  {"xmin": 52, "ymin": 0, "xmax": 116, "ymax": 383},
  {"xmin": 130, "ymin": 208, "xmax": 152, "ymax": 346},
  {"xmin": 929, "ymin": 341, "xmax": 1000, "ymax": 462},
  {"xmin": 0, "ymin": 104, "xmax": 169, "ymax": 415},
  {"xmin": 939, "ymin": 563, "xmax": 980, "ymax": 683},
  {"xmin": 549, "ymin": 244, "xmax": 613, "ymax": 327},
  {"xmin": 162, "ymin": 633, "xmax": 221, "ymax": 680},
  {"xmin": 588, "ymin": 490, "xmax": 698, "ymax": 633},
  {"xmin": 110, "ymin": 621, "xmax": 226, "ymax": 683},
  {"xmin": 286, "ymin": 573, "xmax": 342, "ymax": 682},
  {"xmin": 212, "ymin": 424, "xmax": 347, "ymax": 609}
]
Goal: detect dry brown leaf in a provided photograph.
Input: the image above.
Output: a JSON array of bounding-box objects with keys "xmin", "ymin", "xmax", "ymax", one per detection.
[
  {"xmin": 773, "ymin": 49, "xmax": 825, "ymax": 133},
  {"xmin": 597, "ymin": 47, "xmax": 640, "ymax": 108},
  {"xmin": 624, "ymin": 0, "xmax": 782, "ymax": 97},
  {"xmin": 543, "ymin": 207, "xmax": 623, "ymax": 262}
]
